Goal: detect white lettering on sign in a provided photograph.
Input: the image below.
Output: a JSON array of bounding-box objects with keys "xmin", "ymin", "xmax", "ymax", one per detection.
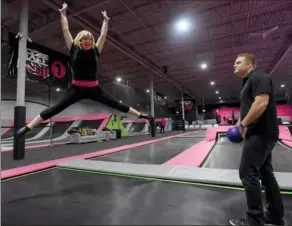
[
  {"xmin": 26, "ymin": 48, "xmax": 49, "ymax": 67},
  {"xmin": 26, "ymin": 48, "xmax": 50, "ymax": 78}
]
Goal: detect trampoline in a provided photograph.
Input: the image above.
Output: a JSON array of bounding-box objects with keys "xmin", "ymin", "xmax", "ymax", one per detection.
[
  {"xmin": 2, "ymin": 130, "xmax": 292, "ymax": 225},
  {"xmin": 2, "ymin": 167, "xmax": 292, "ymax": 225},
  {"xmin": 92, "ymin": 137, "xmax": 203, "ymax": 164},
  {"xmin": 202, "ymin": 135, "xmax": 292, "ymax": 172}
]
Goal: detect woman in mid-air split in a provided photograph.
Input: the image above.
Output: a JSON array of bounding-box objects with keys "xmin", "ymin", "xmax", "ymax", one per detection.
[{"xmin": 17, "ymin": 2, "xmax": 154, "ymax": 137}]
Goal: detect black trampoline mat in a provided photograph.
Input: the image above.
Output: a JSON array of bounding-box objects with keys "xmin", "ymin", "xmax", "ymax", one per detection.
[
  {"xmin": 91, "ymin": 137, "xmax": 203, "ymax": 164},
  {"xmin": 1, "ymin": 131, "xmax": 183, "ymax": 170},
  {"xmin": 2, "ymin": 167, "xmax": 291, "ymax": 225},
  {"xmin": 203, "ymin": 136, "xmax": 292, "ymax": 172}
]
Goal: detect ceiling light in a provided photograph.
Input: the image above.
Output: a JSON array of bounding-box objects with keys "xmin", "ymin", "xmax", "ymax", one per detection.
[
  {"xmin": 210, "ymin": 81, "xmax": 215, "ymax": 86},
  {"xmin": 215, "ymin": 90, "xmax": 219, "ymax": 94},
  {"xmin": 281, "ymin": 84, "xmax": 285, "ymax": 88},
  {"xmin": 56, "ymin": 88, "xmax": 60, "ymax": 92},
  {"xmin": 146, "ymin": 89, "xmax": 150, "ymax": 93},
  {"xmin": 219, "ymin": 97, "xmax": 221, "ymax": 99},
  {"xmin": 116, "ymin": 77, "xmax": 122, "ymax": 82},
  {"xmin": 200, "ymin": 63, "xmax": 207, "ymax": 69},
  {"xmin": 175, "ymin": 19, "xmax": 190, "ymax": 32}
]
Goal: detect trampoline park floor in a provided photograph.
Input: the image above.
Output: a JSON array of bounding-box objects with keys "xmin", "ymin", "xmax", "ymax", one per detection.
[
  {"xmin": 202, "ymin": 135, "xmax": 292, "ymax": 172},
  {"xmin": 2, "ymin": 167, "xmax": 292, "ymax": 225},
  {"xmin": 91, "ymin": 137, "xmax": 204, "ymax": 164},
  {"xmin": 2, "ymin": 129, "xmax": 292, "ymax": 225},
  {"xmin": 1, "ymin": 131, "xmax": 184, "ymax": 170}
]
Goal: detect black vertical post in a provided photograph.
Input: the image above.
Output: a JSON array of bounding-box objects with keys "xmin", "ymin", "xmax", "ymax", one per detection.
[
  {"xmin": 48, "ymin": 70, "xmax": 53, "ymax": 146},
  {"xmin": 13, "ymin": 0, "xmax": 29, "ymax": 160}
]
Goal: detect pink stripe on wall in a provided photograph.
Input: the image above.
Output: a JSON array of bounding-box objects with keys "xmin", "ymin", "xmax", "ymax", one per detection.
[
  {"xmin": 25, "ymin": 113, "xmax": 111, "ymax": 123},
  {"xmin": 97, "ymin": 117, "xmax": 110, "ymax": 131},
  {"xmin": 1, "ymin": 122, "xmax": 15, "ymax": 136},
  {"xmin": 121, "ymin": 118, "xmax": 170, "ymax": 124},
  {"xmin": 122, "ymin": 119, "xmax": 147, "ymax": 123}
]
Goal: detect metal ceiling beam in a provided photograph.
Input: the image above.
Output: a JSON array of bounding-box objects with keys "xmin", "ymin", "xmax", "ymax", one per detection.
[
  {"xmin": 32, "ymin": 0, "xmax": 112, "ymax": 39},
  {"xmin": 268, "ymin": 45, "xmax": 292, "ymax": 76},
  {"xmin": 41, "ymin": 0, "xmax": 197, "ymax": 99}
]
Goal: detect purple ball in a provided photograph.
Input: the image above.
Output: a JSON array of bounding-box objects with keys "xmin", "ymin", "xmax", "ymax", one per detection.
[{"xmin": 227, "ymin": 126, "xmax": 243, "ymax": 143}]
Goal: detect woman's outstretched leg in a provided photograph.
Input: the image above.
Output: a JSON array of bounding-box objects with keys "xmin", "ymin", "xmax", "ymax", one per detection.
[
  {"xmin": 89, "ymin": 87, "xmax": 153, "ymax": 119},
  {"xmin": 89, "ymin": 87, "xmax": 155, "ymax": 135},
  {"xmin": 17, "ymin": 86, "xmax": 82, "ymax": 137}
]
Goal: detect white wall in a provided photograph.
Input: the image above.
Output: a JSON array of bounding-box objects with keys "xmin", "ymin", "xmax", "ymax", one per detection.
[{"xmin": 1, "ymin": 88, "xmax": 115, "ymax": 120}]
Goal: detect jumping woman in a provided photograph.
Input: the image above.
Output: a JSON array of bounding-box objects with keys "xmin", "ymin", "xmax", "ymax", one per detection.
[{"xmin": 17, "ymin": 2, "xmax": 154, "ymax": 137}]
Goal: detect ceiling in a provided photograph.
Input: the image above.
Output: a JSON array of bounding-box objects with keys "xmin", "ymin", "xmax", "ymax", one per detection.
[{"xmin": 2, "ymin": 0, "xmax": 292, "ymax": 105}]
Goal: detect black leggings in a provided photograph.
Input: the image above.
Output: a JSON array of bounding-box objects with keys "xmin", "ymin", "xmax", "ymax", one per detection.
[{"xmin": 40, "ymin": 85, "xmax": 130, "ymax": 120}]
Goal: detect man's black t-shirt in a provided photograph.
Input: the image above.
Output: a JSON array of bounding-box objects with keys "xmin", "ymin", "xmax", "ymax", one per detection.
[
  {"xmin": 69, "ymin": 44, "xmax": 100, "ymax": 81},
  {"xmin": 240, "ymin": 69, "xmax": 279, "ymax": 140}
]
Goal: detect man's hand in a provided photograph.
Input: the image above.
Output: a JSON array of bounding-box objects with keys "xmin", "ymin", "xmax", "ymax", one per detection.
[{"xmin": 239, "ymin": 125, "xmax": 247, "ymax": 140}]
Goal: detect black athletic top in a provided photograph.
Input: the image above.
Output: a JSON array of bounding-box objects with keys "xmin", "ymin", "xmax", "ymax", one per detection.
[
  {"xmin": 69, "ymin": 44, "xmax": 100, "ymax": 84},
  {"xmin": 240, "ymin": 68, "xmax": 279, "ymax": 140}
]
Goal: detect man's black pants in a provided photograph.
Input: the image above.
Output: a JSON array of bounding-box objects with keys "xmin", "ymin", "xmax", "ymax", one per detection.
[{"xmin": 239, "ymin": 135, "xmax": 284, "ymax": 226}]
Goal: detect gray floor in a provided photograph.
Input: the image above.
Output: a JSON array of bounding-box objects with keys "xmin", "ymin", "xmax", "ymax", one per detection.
[
  {"xmin": 3, "ymin": 168, "xmax": 292, "ymax": 225},
  {"xmin": 91, "ymin": 137, "xmax": 203, "ymax": 164},
  {"xmin": 203, "ymin": 136, "xmax": 292, "ymax": 172}
]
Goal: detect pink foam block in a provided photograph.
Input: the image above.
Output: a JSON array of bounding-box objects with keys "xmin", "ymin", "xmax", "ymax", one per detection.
[
  {"xmin": 279, "ymin": 126, "xmax": 292, "ymax": 141},
  {"xmin": 164, "ymin": 140, "xmax": 216, "ymax": 167},
  {"xmin": 281, "ymin": 140, "xmax": 292, "ymax": 147},
  {"xmin": 205, "ymin": 126, "xmax": 232, "ymax": 141},
  {"xmin": 1, "ymin": 131, "xmax": 196, "ymax": 179}
]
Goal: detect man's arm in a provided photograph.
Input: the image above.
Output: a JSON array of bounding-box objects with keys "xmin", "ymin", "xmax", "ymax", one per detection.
[
  {"xmin": 235, "ymin": 116, "xmax": 241, "ymax": 126},
  {"xmin": 96, "ymin": 11, "xmax": 109, "ymax": 53},
  {"xmin": 241, "ymin": 94, "xmax": 269, "ymax": 127},
  {"xmin": 241, "ymin": 73, "xmax": 271, "ymax": 127}
]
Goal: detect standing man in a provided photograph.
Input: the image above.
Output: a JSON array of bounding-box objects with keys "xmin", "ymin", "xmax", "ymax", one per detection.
[{"xmin": 229, "ymin": 53, "xmax": 285, "ymax": 226}]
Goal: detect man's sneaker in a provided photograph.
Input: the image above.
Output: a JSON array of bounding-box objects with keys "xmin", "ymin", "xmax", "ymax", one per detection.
[
  {"xmin": 264, "ymin": 218, "xmax": 286, "ymax": 226},
  {"xmin": 229, "ymin": 219, "xmax": 249, "ymax": 226}
]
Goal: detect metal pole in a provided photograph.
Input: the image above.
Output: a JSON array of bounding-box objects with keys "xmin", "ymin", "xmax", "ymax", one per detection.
[
  {"xmin": 150, "ymin": 79, "xmax": 155, "ymax": 117},
  {"xmin": 13, "ymin": 0, "xmax": 29, "ymax": 160},
  {"xmin": 202, "ymin": 97, "xmax": 205, "ymax": 121},
  {"xmin": 49, "ymin": 75, "xmax": 53, "ymax": 146},
  {"xmin": 181, "ymin": 93, "xmax": 185, "ymax": 120},
  {"xmin": 181, "ymin": 93, "xmax": 185, "ymax": 131},
  {"xmin": 149, "ymin": 79, "xmax": 156, "ymax": 137}
]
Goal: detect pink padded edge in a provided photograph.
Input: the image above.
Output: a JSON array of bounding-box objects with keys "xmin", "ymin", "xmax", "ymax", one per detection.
[{"xmin": 1, "ymin": 131, "xmax": 197, "ymax": 179}]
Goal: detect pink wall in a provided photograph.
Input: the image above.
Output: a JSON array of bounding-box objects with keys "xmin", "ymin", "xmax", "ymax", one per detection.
[{"xmin": 213, "ymin": 105, "xmax": 292, "ymax": 123}]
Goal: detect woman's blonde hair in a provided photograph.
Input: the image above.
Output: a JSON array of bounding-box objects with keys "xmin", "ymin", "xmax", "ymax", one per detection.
[{"xmin": 73, "ymin": 30, "xmax": 95, "ymax": 48}]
